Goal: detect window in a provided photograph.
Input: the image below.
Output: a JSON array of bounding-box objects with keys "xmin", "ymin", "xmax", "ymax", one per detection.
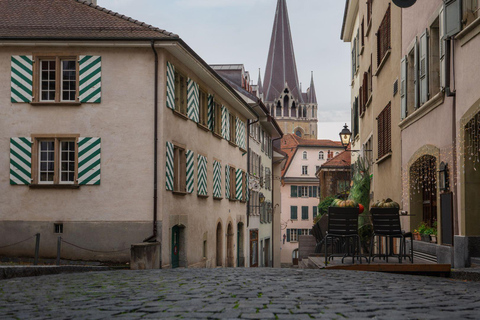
[
  {"xmin": 302, "ymin": 151, "xmax": 308, "ymax": 160},
  {"xmin": 265, "ymin": 167, "xmax": 271, "ymax": 190},
  {"xmin": 229, "ymin": 113, "xmax": 236, "ymax": 145},
  {"xmin": 36, "ymin": 57, "xmax": 78, "ymax": 102},
  {"xmin": 299, "ymin": 186, "xmax": 309, "ymax": 197},
  {"xmin": 313, "ymin": 206, "xmax": 318, "ymax": 218},
  {"xmin": 229, "ymin": 166, "xmax": 236, "ymax": 200},
  {"xmin": 174, "ymin": 145, "xmax": 187, "ymax": 192},
  {"xmin": 54, "ymin": 223, "xmax": 63, "ymax": 234},
  {"xmin": 250, "ymin": 191, "xmax": 259, "ymax": 215},
  {"xmin": 214, "ymin": 102, "xmax": 222, "ymax": 136},
  {"xmin": 174, "ymin": 71, "xmax": 187, "ymax": 115},
  {"xmin": 377, "ymin": 5, "xmax": 391, "ymax": 68},
  {"xmin": 276, "ymin": 101, "xmax": 282, "ymax": 117},
  {"xmin": 301, "ymin": 206, "xmax": 308, "ymax": 220},
  {"xmin": 361, "ymin": 17, "xmax": 365, "ymax": 48},
  {"xmin": 199, "ymin": 89, "xmax": 208, "ymax": 127},
  {"xmin": 463, "ymin": 0, "xmax": 479, "ymax": 27},
  {"xmin": 290, "ymin": 206, "xmax": 298, "ymax": 220},
  {"xmin": 319, "ymin": 151, "xmax": 324, "ymax": 160},
  {"xmin": 287, "ymin": 229, "xmax": 311, "ymax": 242},
  {"xmin": 377, "ymin": 102, "xmax": 392, "ymax": 159},
  {"xmin": 302, "ymin": 165, "xmax": 308, "ymax": 175},
  {"xmin": 33, "ymin": 136, "xmax": 78, "ymax": 185},
  {"xmin": 291, "ymin": 185, "xmax": 298, "ymax": 197},
  {"xmin": 261, "ymin": 130, "xmax": 265, "ymax": 152},
  {"xmin": 367, "ymin": 0, "xmax": 373, "ymax": 26},
  {"xmin": 352, "ymin": 37, "xmax": 357, "ymax": 79},
  {"xmin": 242, "ymin": 171, "xmax": 247, "ymax": 201}
]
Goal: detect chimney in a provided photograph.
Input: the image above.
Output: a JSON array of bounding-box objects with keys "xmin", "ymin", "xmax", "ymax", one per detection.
[{"xmin": 85, "ymin": 0, "xmax": 97, "ymax": 5}]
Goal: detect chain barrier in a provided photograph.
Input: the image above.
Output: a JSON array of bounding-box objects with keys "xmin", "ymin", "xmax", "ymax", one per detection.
[
  {"xmin": 0, "ymin": 234, "xmax": 36, "ymax": 249},
  {"xmin": 60, "ymin": 238, "xmax": 130, "ymax": 253}
]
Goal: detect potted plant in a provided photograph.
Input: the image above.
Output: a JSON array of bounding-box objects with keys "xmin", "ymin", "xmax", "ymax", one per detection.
[
  {"xmin": 413, "ymin": 229, "xmax": 421, "ymax": 241},
  {"xmin": 430, "ymin": 222, "xmax": 438, "ymax": 243},
  {"xmin": 417, "ymin": 222, "xmax": 430, "ymax": 242}
]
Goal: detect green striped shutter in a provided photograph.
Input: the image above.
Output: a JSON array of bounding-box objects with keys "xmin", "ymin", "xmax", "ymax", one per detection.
[
  {"xmin": 197, "ymin": 155, "xmax": 207, "ymax": 196},
  {"xmin": 166, "ymin": 141, "xmax": 174, "ymax": 191},
  {"xmin": 166, "ymin": 62, "xmax": 175, "ymax": 110},
  {"xmin": 79, "ymin": 56, "xmax": 101, "ymax": 103},
  {"xmin": 187, "ymin": 79, "xmax": 199, "ymax": 123},
  {"xmin": 10, "ymin": 138, "xmax": 32, "ymax": 185},
  {"xmin": 241, "ymin": 121, "xmax": 247, "ymax": 150},
  {"xmin": 236, "ymin": 118, "xmax": 246, "ymax": 150},
  {"xmin": 221, "ymin": 106, "xmax": 230, "ymax": 140},
  {"xmin": 208, "ymin": 94, "xmax": 214, "ymax": 131},
  {"xmin": 186, "ymin": 149, "xmax": 194, "ymax": 194},
  {"xmin": 78, "ymin": 137, "xmax": 101, "ymax": 185},
  {"xmin": 235, "ymin": 168, "xmax": 242, "ymax": 201},
  {"xmin": 213, "ymin": 160, "xmax": 222, "ymax": 198},
  {"xmin": 11, "ymin": 56, "xmax": 33, "ymax": 103},
  {"xmin": 225, "ymin": 164, "xmax": 230, "ymax": 199}
]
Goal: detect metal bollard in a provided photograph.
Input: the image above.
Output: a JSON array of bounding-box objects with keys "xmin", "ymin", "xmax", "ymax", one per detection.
[
  {"xmin": 34, "ymin": 233, "xmax": 40, "ymax": 265},
  {"xmin": 56, "ymin": 237, "xmax": 62, "ymax": 266}
]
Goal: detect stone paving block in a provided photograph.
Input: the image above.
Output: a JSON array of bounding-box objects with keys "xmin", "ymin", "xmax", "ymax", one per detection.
[{"xmin": 241, "ymin": 312, "xmax": 276, "ymax": 319}]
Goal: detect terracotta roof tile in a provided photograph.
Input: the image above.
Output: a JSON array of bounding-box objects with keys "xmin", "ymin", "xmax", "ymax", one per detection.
[
  {"xmin": 320, "ymin": 150, "xmax": 351, "ymax": 169},
  {"xmin": 0, "ymin": 0, "xmax": 178, "ymax": 40}
]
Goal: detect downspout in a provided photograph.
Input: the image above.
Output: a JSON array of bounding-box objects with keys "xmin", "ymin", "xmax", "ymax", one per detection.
[
  {"xmin": 445, "ymin": 38, "xmax": 458, "ymax": 238},
  {"xmin": 144, "ymin": 40, "xmax": 159, "ymax": 242},
  {"xmin": 247, "ymin": 118, "xmax": 260, "ymax": 228}
]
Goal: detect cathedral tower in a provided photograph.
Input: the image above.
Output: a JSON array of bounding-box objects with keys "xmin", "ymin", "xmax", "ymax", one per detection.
[{"xmin": 260, "ymin": 0, "xmax": 318, "ymax": 139}]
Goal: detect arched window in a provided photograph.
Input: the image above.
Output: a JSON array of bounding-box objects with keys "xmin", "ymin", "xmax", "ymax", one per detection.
[
  {"xmin": 291, "ymin": 102, "xmax": 296, "ymax": 118},
  {"xmin": 319, "ymin": 151, "xmax": 324, "ymax": 160},
  {"xmin": 303, "ymin": 106, "xmax": 307, "ymax": 118},
  {"xmin": 302, "ymin": 151, "xmax": 307, "ymax": 160},
  {"xmin": 276, "ymin": 101, "xmax": 282, "ymax": 117},
  {"xmin": 283, "ymin": 95, "xmax": 289, "ymax": 117},
  {"xmin": 295, "ymin": 130, "xmax": 302, "ymax": 137}
]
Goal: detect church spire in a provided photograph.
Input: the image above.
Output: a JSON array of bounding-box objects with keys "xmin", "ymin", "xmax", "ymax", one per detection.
[
  {"xmin": 263, "ymin": 0, "xmax": 303, "ymax": 103},
  {"xmin": 308, "ymin": 71, "xmax": 317, "ymax": 104},
  {"xmin": 257, "ymin": 68, "xmax": 263, "ymax": 95}
]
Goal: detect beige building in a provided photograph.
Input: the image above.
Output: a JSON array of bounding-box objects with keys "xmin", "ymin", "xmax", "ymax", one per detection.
[
  {"xmin": 341, "ymin": 0, "xmax": 403, "ymax": 208},
  {"xmin": 2, "ymin": 0, "xmax": 256, "ymax": 268}
]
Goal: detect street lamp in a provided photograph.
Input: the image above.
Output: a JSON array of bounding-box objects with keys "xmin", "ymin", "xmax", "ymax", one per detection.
[{"xmin": 339, "ymin": 124, "xmax": 352, "ymax": 150}]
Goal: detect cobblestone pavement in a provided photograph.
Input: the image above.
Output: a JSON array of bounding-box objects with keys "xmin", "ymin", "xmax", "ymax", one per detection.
[{"xmin": 1, "ymin": 268, "xmax": 480, "ymax": 319}]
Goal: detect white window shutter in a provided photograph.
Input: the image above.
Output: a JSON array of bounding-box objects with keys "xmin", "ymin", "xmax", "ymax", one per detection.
[
  {"xmin": 187, "ymin": 79, "xmax": 199, "ymax": 123},
  {"xmin": 186, "ymin": 149, "xmax": 194, "ymax": 194},
  {"xmin": 445, "ymin": 0, "xmax": 462, "ymax": 38},
  {"xmin": 225, "ymin": 164, "xmax": 230, "ymax": 199},
  {"xmin": 419, "ymin": 30, "xmax": 429, "ymax": 105},
  {"xmin": 197, "ymin": 155, "xmax": 207, "ymax": 196},
  {"xmin": 78, "ymin": 137, "xmax": 101, "ymax": 185},
  {"xmin": 400, "ymin": 56, "xmax": 407, "ymax": 120},
  {"xmin": 235, "ymin": 168, "xmax": 242, "ymax": 201},
  {"xmin": 79, "ymin": 56, "xmax": 101, "ymax": 103},
  {"xmin": 10, "ymin": 138, "xmax": 32, "ymax": 185},
  {"xmin": 166, "ymin": 62, "xmax": 175, "ymax": 110},
  {"xmin": 414, "ymin": 37, "xmax": 419, "ymax": 110},
  {"xmin": 11, "ymin": 56, "xmax": 33, "ymax": 103},
  {"xmin": 166, "ymin": 141, "xmax": 174, "ymax": 191}
]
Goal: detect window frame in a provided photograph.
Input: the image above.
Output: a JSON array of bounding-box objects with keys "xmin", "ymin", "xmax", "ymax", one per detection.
[
  {"xmin": 213, "ymin": 102, "xmax": 222, "ymax": 137},
  {"xmin": 31, "ymin": 134, "xmax": 79, "ymax": 186},
  {"xmin": 376, "ymin": 5, "xmax": 391, "ymax": 69},
  {"xmin": 229, "ymin": 165, "xmax": 236, "ymax": 201},
  {"xmin": 174, "ymin": 70, "xmax": 188, "ymax": 116},
  {"xmin": 198, "ymin": 88, "xmax": 208, "ymax": 127},
  {"xmin": 33, "ymin": 55, "xmax": 79, "ymax": 104},
  {"xmin": 229, "ymin": 113, "xmax": 236, "ymax": 145},
  {"xmin": 377, "ymin": 102, "xmax": 392, "ymax": 159},
  {"xmin": 301, "ymin": 165, "xmax": 308, "ymax": 175},
  {"xmin": 173, "ymin": 144, "xmax": 187, "ymax": 194},
  {"xmin": 319, "ymin": 151, "xmax": 324, "ymax": 160}
]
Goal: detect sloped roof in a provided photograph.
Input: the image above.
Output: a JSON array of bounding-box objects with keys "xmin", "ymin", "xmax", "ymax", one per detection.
[
  {"xmin": 320, "ymin": 149, "xmax": 351, "ymax": 169},
  {"xmin": 0, "ymin": 0, "xmax": 178, "ymax": 39},
  {"xmin": 263, "ymin": 0, "xmax": 303, "ymax": 103},
  {"xmin": 280, "ymin": 134, "xmax": 343, "ymax": 177}
]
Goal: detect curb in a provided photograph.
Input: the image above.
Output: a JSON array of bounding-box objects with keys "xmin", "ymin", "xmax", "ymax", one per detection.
[{"xmin": 0, "ymin": 266, "xmax": 113, "ymax": 280}]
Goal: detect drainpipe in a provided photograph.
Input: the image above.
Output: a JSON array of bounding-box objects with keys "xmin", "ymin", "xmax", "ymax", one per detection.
[
  {"xmin": 144, "ymin": 40, "xmax": 159, "ymax": 242},
  {"xmin": 445, "ymin": 38, "xmax": 458, "ymax": 240},
  {"xmin": 247, "ymin": 118, "xmax": 260, "ymax": 228}
]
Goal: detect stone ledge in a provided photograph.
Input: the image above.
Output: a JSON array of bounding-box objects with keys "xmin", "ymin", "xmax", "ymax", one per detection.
[{"xmin": 0, "ymin": 265, "xmax": 112, "ymax": 280}]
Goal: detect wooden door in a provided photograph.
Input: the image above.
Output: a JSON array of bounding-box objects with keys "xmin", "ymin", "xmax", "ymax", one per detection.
[
  {"xmin": 172, "ymin": 226, "xmax": 180, "ymax": 269},
  {"xmin": 250, "ymin": 230, "xmax": 258, "ymax": 267}
]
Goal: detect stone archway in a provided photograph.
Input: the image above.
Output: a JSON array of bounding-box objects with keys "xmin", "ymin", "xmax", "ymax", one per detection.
[
  {"xmin": 226, "ymin": 223, "xmax": 234, "ymax": 267},
  {"xmin": 409, "ymin": 155, "xmax": 437, "ymax": 227},
  {"xmin": 216, "ymin": 222, "xmax": 223, "ymax": 267},
  {"xmin": 464, "ymin": 110, "xmax": 480, "ymax": 236},
  {"xmin": 294, "ymin": 127, "xmax": 304, "ymax": 138}
]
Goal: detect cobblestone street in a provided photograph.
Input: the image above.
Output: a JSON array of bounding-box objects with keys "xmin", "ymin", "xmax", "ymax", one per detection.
[{"xmin": 1, "ymin": 268, "xmax": 480, "ymax": 319}]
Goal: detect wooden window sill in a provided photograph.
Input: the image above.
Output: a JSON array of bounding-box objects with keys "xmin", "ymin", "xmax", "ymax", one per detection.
[
  {"xmin": 212, "ymin": 132, "xmax": 223, "ymax": 140},
  {"xmin": 29, "ymin": 184, "xmax": 80, "ymax": 189},
  {"xmin": 213, "ymin": 197, "xmax": 223, "ymax": 201},
  {"xmin": 197, "ymin": 194, "xmax": 209, "ymax": 199},
  {"xmin": 239, "ymin": 147, "xmax": 247, "ymax": 154},
  {"xmin": 31, "ymin": 102, "xmax": 81, "ymax": 106},
  {"xmin": 374, "ymin": 49, "xmax": 391, "ymax": 77},
  {"xmin": 228, "ymin": 141, "xmax": 237, "ymax": 148},
  {"xmin": 172, "ymin": 109, "xmax": 189, "ymax": 120},
  {"xmin": 172, "ymin": 190, "xmax": 187, "ymax": 196},
  {"xmin": 197, "ymin": 123, "xmax": 210, "ymax": 132},
  {"xmin": 376, "ymin": 152, "xmax": 392, "ymax": 165},
  {"xmin": 360, "ymin": 45, "xmax": 365, "ymax": 55},
  {"xmin": 229, "ymin": 198, "xmax": 237, "ymax": 202}
]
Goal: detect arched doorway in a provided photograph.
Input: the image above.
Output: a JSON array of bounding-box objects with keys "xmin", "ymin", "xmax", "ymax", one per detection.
[
  {"xmin": 226, "ymin": 223, "xmax": 234, "ymax": 267},
  {"xmin": 216, "ymin": 222, "xmax": 223, "ymax": 267},
  {"xmin": 283, "ymin": 95, "xmax": 289, "ymax": 117},
  {"xmin": 410, "ymin": 155, "xmax": 437, "ymax": 229},
  {"xmin": 171, "ymin": 225, "xmax": 186, "ymax": 268},
  {"xmin": 464, "ymin": 112, "xmax": 480, "ymax": 236},
  {"xmin": 237, "ymin": 222, "xmax": 245, "ymax": 267}
]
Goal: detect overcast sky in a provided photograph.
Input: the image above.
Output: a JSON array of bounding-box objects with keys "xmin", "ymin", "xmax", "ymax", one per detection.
[{"xmin": 101, "ymin": 0, "xmax": 351, "ymax": 140}]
